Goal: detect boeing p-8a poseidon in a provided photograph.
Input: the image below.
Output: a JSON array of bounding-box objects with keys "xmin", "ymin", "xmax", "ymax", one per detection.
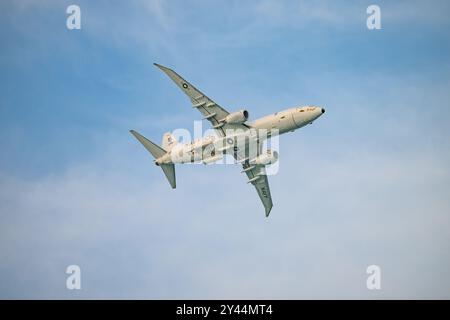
[{"xmin": 130, "ymin": 64, "xmax": 325, "ymax": 217}]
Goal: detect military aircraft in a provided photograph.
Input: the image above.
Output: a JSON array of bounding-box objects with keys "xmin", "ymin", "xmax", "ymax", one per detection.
[{"xmin": 130, "ymin": 63, "xmax": 325, "ymax": 217}]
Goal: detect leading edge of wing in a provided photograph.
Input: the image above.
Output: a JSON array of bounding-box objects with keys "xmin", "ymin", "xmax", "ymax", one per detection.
[
  {"xmin": 153, "ymin": 63, "xmax": 204, "ymax": 102},
  {"xmin": 153, "ymin": 63, "xmax": 231, "ymax": 136}
]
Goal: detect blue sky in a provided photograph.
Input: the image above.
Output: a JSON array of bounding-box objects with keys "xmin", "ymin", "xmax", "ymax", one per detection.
[{"xmin": 1, "ymin": 0, "xmax": 449, "ymax": 298}]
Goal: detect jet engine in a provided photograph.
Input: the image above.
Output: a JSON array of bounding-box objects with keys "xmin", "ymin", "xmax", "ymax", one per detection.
[
  {"xmin": 224, "ymin": 110, "xmax": 249, "ymax": 124},
  {"xmin": 253, "ymin": 150, "xmax": 279, "ymax": 165}
]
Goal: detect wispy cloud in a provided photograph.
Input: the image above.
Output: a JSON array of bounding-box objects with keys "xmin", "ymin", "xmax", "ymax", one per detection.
[{"xmin": 1, "ymin": 76, "xmax": 450, "ymax": 298}]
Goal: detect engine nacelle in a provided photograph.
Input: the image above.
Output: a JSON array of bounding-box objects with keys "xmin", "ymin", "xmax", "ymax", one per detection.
[
  {"xmin": 224, "ymin": 110, "xmax": 249, "ymax": 124},
  {"xmin": 253, "ymin": 150, "xmax": 279, "ymax": 165}
]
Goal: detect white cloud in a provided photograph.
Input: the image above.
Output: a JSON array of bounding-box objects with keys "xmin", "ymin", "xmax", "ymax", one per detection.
[{"xmin": 1, "ymin": 115, "xmax": 449, "ymax": 298}]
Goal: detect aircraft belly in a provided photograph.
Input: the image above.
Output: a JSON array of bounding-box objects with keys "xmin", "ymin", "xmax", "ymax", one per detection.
[
  {"xmin": 276, "ymin": 111, "xmax": 296, "ymax": 134},
  {"xmin": 279, "ymin": 117, "xmax": 295, "ymax": 133},
  {"xmin": 251, "ymin": 112, "xmax": 296, "ymax": 134},
  {"xmin": 171, "ymin": 141, "xmax": 217, "ymax": 164}
]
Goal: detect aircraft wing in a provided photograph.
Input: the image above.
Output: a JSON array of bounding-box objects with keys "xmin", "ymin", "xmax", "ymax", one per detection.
[
  {"xmin": 242, "ymin": 162, "xmax": 273, "ymax": 217},
  {"xmin": 235, "ymin": 142, "xmax": 273, "ymax": 217},
  {"xmin": 154, "ymin": 63, "xmax": 248, "ymax": 137}
]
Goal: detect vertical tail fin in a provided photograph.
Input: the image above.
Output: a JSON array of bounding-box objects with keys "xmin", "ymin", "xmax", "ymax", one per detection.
[
  {"xmin": 160, "ymin": 164, "xmax": 176, "ymax": 189},
  {"xmin": 130, "ymin": 130, "xmax": 176, "ymax": 189}
]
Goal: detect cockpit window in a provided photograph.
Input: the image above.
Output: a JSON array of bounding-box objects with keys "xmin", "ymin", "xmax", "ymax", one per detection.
[{"xmin": 299, "ymin": 110, "xmax": 304, "ymax": 112}]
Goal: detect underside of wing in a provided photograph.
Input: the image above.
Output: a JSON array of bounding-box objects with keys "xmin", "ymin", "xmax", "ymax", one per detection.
[
  {"xmin": 154, "ymin": 63, "xmax": 249, "ymax": 137},
  {"xmin": 242, "ymin": 163, "xmax": 273, "ymax": 217},
  {"xmin": 233, "ymin": 140, "xmax": 273, "ymax": 217}
]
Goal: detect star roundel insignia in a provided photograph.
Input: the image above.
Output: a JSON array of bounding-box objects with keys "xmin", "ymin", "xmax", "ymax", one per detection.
[{"xmin": 182, "ymin": 83, "xmax": 188, "ymax": 89}]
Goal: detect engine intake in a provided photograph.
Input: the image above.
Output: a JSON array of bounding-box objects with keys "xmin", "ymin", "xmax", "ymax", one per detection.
[{"xmin": 224, "ymin": 110, "xmax": 249, "ymax": 124}]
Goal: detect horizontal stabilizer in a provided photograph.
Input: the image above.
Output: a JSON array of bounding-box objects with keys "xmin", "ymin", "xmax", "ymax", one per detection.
[{"xmin": 130, "ymin": 130, "xmax": 166, "ymax": 158}]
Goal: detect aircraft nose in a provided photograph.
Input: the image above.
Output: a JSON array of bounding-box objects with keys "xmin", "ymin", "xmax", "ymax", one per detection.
[{"xmin": 321, "ymin": 108, "xmax": 325, "ymax": 114}]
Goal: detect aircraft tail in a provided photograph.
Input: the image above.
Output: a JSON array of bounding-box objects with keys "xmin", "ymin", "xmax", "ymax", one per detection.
[
  {"xmin": 130, "ymin": 130, "xmax": 176, "ymax": 189},
  {"xmin": 160, "ymin": 164, "xmax": 176, "ymax": 189}
]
